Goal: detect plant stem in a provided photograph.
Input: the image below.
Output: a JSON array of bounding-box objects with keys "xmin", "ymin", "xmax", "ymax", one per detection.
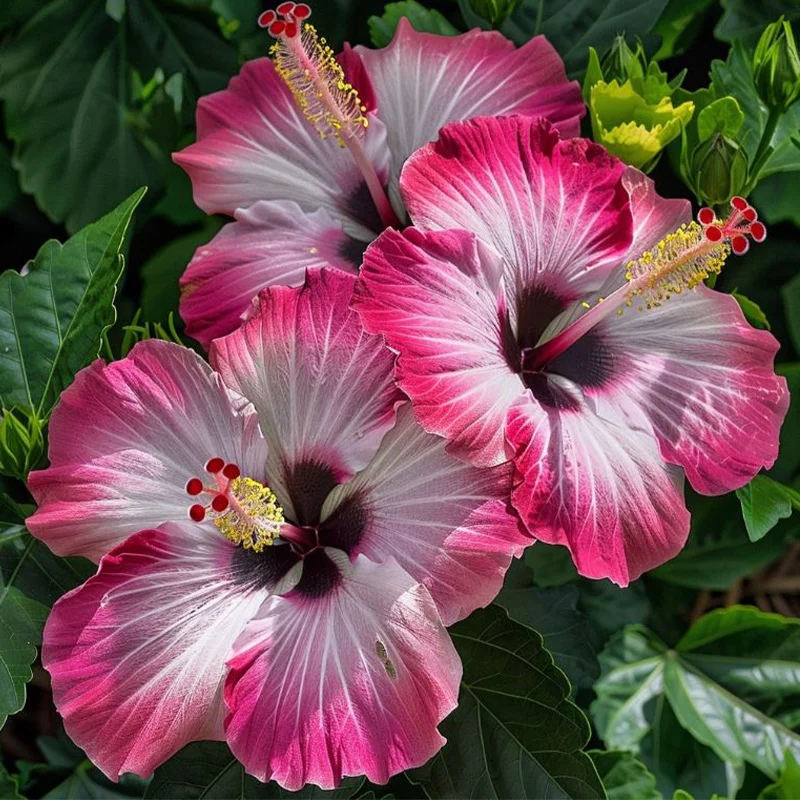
[{"xmin": 747, "ymin": 107, "xmax": 782, "ymax": 191}]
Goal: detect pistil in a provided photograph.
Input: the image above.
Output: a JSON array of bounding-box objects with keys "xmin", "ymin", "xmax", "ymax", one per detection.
[
  {"xmin": 260, "ymin": 3, "xmax": 401, "ymax": 229},
  {"xmin": 522, "ymin": 197, "xmax": 767, "ymax": 373}
]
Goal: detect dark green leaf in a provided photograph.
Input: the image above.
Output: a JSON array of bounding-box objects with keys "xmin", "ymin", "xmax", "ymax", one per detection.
[
  {"xmin": 578, "ymin": 579, "xmax": 651, "ymax": 638},
  {"xmin": 140, "ymin": 218, "xmax": 221, "ymax": 323},
  {"xmin": 733, "ymin": 290, "xmax": 771, "ymax": 330},
  {"xmin": 593, "ymin": 607, "xmax": 800, "ymax": 784},
  {"xmin": 145, "ymin": 741, "xmax": 364, "ymax": 798},
  {"xmin": 783, "ymin": 272, "xmax": 800, "ymax": 355},
  {"xmin": 0, "ymin": 762, "xmax": 24, "ymax": 800},
  {"xmin": 652, "ymin": 0, "xmax": 716, "ymax": 59},
  {"xmin": 0, "ymin": 188, "xmax": 145, "ymax": 421},
  {"xmin": 771, "ymin": 364, "xmax": 800, "ymax": 482},
  {"xmin": 412, "ymin": 605, "xmax": 604, "ymax": 799},
  {"xmin": 497, "ymin": 560, "xmax": 599, "ymax": 689},
  {"xmin": 589, "ymin": 750, "xmax": 661, "ymax": 800},
  {"xmin": 737, "ymin": 474, "xmax": 800, "ymax": 541},
  {"xmin": 0, "ymin": 142, "xmax": 20, "ymax": 216},
  {"xmin": 467, "ymin": 0, "xmax": 670, "ymax": 76},
  {"xmin": 43, "ymin": 763, "xmax": 146, "ymax": 799},
  {"xmin": 753, "ymin": 172, "xmax": 800, "ymax": 226},
  {"xmin": 368, "ymin": 1, "xmax": 458, "ymax": 48},
  {"xmin": 652, "ymin": 491, "xmax": 790, "ymax": 589},
  {"xmin": 525, "ymin": 542, "xmax": 578, "ymax": 586},
  {"xmin": 0, "ymin": 0, "xmax": 237, "ymax": 232},
  {"xmin": 715, "ymin": 0, "xmax": 800, "ymax": 47}
]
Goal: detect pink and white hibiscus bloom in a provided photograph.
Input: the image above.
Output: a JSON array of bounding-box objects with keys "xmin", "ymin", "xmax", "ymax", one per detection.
[
  {"xmin": 173, "ymin": 3, "xmax": 583, "ymax": 347},
  {"xmin": 26, "ymin": 268, "xmax": 527, "ymax": 788},
  {"xmin": 353, "ymin": 115, "xmax": 788, "ymax": 587}
]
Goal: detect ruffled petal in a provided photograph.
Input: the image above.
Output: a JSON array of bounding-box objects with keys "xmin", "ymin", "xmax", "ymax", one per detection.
[
  {"xmin": 27, "ymin": 341, "xmax": 267, "ymax": 562},
  {"xmin": 356, "ymin": 19, "xmax": 583, "ymax": 183},
  {"xmin": 401, "ymin": 116, "xmax": 633, "ymax": 299},
  {"xmin": 598, "ymin": 286, "xmax": 788, "ymax": 495},
  {"xmin": 507, "ymin": 385, "xmax": 690, "ymax": 586},
  {"xmin": 223, "ymin": 552, "xmax": 461, "ymax": 790},
  {"xmin": 211, "ymin": 269, "xmax": 403, "ymax": 523},
  {"xmin": 173, "ymin": 58, "xmax": 391, "ymax": 238},
  {"xmin": 321, "ymin": 404, "xmax": 528, "ymax": 626},
  {"xmin": 43, "ymin": 523, "xmax": 268, "ymax": 779},
  {"xmin": 180, "ymin": 201, "xmax": 364, "ymax": 348},
  {"xmin": 355, "ymin": 227, "xmax": 524, "ymax": 466}
]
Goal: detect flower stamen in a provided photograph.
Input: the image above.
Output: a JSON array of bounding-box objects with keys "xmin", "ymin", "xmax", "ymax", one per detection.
[
  {"xmin": 184, "ymin": 460, "xmax": 285, "ymax": 551},
  {"xmin": 258, "ymin": 4, "xmax": 400, "ymax": 228},
  {"xmin": 522, "ymin": 197, "xmax": 767, "ymax": 372}
]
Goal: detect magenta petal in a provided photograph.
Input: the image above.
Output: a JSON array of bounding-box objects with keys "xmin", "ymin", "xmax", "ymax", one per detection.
[
  {"xmin": 173, "ymin": 58, "xmax": 390, "ymax": 235},
  {"xmin": 600, "ymin": 285, "xmax": 789, "ymax": 495},
  {"xmin": 27, "ymin": 341, "xmax": 267, "ymax": 561},
  {"xmin": 180, "ymin": 201, "xmax": 363, "ymax": 348},
  {"xmin": 507, "ymin": 390, "xmax": 690, "ymax": 586},
  {"xmin": 43, "ymin": 523, "xmax": 267, "ymax": 779},
  {"xmin": 211, "ymin": 269, "xmax": 403, "ymax": 518},
  {"xmin": 321, "ymin": 405, "xmax": 529, "ymax": 626},
  {"xmin": 356, "ymin": 19, "xmax": 583, "ymax": 182},
  {"xmin": 223, "ymin": 553, "xmax": 461, "ymax": 790},
  {"xmin": 356, "ymin": 227, "xmax": 524, "ymax": 466},
  {"xmin": 401, "ymin": 116, "xmax": 633, "ymax": 300}
]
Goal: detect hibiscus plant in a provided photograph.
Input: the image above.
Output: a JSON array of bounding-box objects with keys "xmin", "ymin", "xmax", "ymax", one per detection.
[{"xmin": 1, "ymin": 1, "xmax": 800, "ymax": 799}]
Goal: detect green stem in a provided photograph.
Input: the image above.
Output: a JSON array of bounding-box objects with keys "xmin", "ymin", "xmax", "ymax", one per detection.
[{"xmin": 747, "ymin": 107, "xmax": 781, "ymax": 192}]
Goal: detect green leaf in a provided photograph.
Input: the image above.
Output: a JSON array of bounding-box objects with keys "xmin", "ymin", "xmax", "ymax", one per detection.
[
  {"xmin": 737, "ymin": 474, "xmax": 800, "ymax": 541},
  {"xmin": 652, "ymin": 490, "xmax": 791, "ymax": 590},
  {"xmin": 497, "ymin": 560, "xmax": 600, "ymax": 689},
  {"xmin": 0, "ymin": 141, "xmax": 20, "ymax": 216},
  {"xmin": 0, "ymin": 188, "xmax": 145, "ymax": 422},
  {"xmin": 525, "ymin": 541, "xmax": 578, "ymax": 586},
  {"xmin": 470, "ymin": 0, "xmax": 670, "ymax": 76},
  {"xmin": 0, "ymin": 762, "xmax": 24, "ymax": 800},
  {"xmin": 368, "ymin": 1, "xmax": 458, "ymax": 48},
  {"xmin": 783, "ymin": 272, "xmax": 800, "ymax": 355},
  {"xmin": 715, "ymin": 0, "xmax": 800, "ymax": 47},
  {"xmin": 0, "ymin": 0, "xmax": 237, "ymax": 232},
  {"xmin": 760, "ymin": 752, "xmax": 800, "ymax": 799},
  {"xmin": 141, "ymin": 218, "xmax": 222, "ymax": 323},
  {"xmin": 772, "ymin": 363, "xmax": 800, "ymax": 482},
  {"xmin": 0, "ymin": 501, "xmax": 93, "ymax": 730},
  {"xmin": 711, "ymin": 43, "xmax": 800, "ymax": 177},
  {"xmin": 589, "ymin": 750, "xmax": 661, "ymax": 800},
  {"xmin": 145, "ymin": 741, "xmax": 364, "ymax": 798},
  {"xmin": 697, "ymin": 96, "xmax": 745, "ymax": 142},
  {"xmin": 652, "ymin": 0, "xmax": 716, "ymax": 59},
  {"xmin": 579, "ymin": 579, "xmax": 651, "ymax": 639},
  {"xmin": 593, "ymin": 607, "xmax": 800, "ymax": 784},
  {"xmin": 44, "ymin": 762, "xmax": 146, "ymax": 799},
  {"xmin": 754, "ymin": 172, "xmax": 800, "ymax": 226},
  {"xmin": 412, "ymin": 605, "xmax": 604, "ymax": 799},
  {"xmin": 733, "ymin": 290, "xmax": 771, "ymax": 330}
]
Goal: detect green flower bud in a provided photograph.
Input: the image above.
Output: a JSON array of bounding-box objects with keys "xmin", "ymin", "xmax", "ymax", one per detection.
[
  {"xmin": 589, "ymin": 79, "xmax": 694, "ymax": 170},
  {"xmin": 753, "ymin": 17, "xmax": 800, "ymax": 112},
  {"xmin": 601, "ymin": 34, "xmax": 645, "ymax": 84},
  {"xmin": 467, "ymin": 0, "xmax": 523, "ymax": 26},
  {"xmin": 691, "ymin": 133, "xmax": 749, "ymax": 207},
  {"xmin": 0, "ymin": 408, "xmax": 45, "ymax": 481}
]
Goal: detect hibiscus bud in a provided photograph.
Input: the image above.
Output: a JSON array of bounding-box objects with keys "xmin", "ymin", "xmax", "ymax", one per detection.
[
  {"xmin": 467, "ymin": 0, "xmax": 523, "ymax": 26},
  {"xmin": 691, "ymin": 133, "xmax": 749, "ymax": 207},
  {"xmin": 753, "ymin": 17, "xmax": 800, "ymax": 112},
  {"xmin": 601, "ymin": 34, "xmax": 645, "ymax": 83},
  {"xmin": 0, "ymin": 408, "xmax": 45, "ymax": 481}
]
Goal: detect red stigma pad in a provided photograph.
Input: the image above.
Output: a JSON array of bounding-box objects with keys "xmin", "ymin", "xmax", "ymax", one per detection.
[
  {"xmin": 258, "ymin": 9, "xmax": 276, "ymax": 26},
  {"xmin": 206, "ymin": 457, "xmax": 225, "ymax": 473},
  {"xmin": 223, "ymin": 463, "xmax": 241, "ymax": 480},
  {"xmin": 697, "ymin": 207, "xmax": 715, "ymax": 225},
  {"xmin": 190, "ymin": 504, "xmax": 206, "ymax": 522},
  {"xmin": 294, "ymin": 3, "xmax": 311, "ymax": 18},
  {"xmin": 186, "ymin": 478, "xmax": 203, "ymax": 496},
  {"xmin": 705, "ymin": 225, "xmax": 723, "ymax": 242},
  {"xmin": 731, "ymin": 235, "xmax": 749, "ymax": 255},
  {"xmin": 269, "ymin": 19, "xmax": 286, "ymax": 35},
  {"xmin": 285, "ymin": 20, "xmax": 298, "ymax": 37},
  {"xmin": 750, "ymin": 221, "xmax": 767, "ymax": 242},
  {"xmin": 277, "ymin": 1, "xmax": 295, "ymax": 13},
  {"xmin": 731, "ymin": 196, "xmax": 748, "ymax": 211},
  {"xmin": 212, "ymin": 495, "xmax": 230, "ymax": 513}
]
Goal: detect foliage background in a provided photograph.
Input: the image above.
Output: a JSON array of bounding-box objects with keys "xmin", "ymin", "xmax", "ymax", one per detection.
[{"xmin": 1, "ymin": 0, "xmax": 800, "ymax": 798}]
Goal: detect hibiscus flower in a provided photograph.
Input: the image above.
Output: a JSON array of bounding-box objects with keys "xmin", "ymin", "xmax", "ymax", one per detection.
[
  {"xmin": 26, "ymin": 269, "xmax": 527, "ymax": 788},
  {"xmin": 173, "ymin": 3, "xmax": 583, "ymax": 347},
  {"xmin": 353, "ymin": 115, "xmax": 788, "ymax": 586}
]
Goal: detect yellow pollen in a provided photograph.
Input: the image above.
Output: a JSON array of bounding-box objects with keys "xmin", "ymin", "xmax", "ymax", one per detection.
[
  {"xmin": 271, "ymin": 24, "xmax": 368, "ymax": 147},
  {"xmin": 623, "ymin": 222, "xmax": 731, "ymax": 312},
  {"xmin": 214, "ymin": 477, "xmax": 284, "ymax": 553}
]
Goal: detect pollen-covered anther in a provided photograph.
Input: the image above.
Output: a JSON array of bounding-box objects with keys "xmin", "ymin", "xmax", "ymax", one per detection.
[
  {"xmin": 263, "ymin": 2, "xmax": 369, "ymax": 147},
  {"xmin": 214, "ymin": 477, "xmax": 285, "ymax": 552}
]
